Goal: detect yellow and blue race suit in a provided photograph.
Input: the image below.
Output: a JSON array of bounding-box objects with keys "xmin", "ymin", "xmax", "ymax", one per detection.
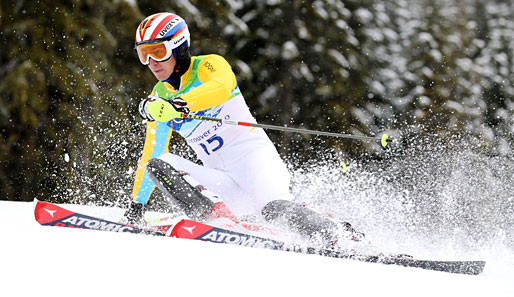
[{"xmin": 132, "ymin": 54, "xmax": 292, "ymax": 215}]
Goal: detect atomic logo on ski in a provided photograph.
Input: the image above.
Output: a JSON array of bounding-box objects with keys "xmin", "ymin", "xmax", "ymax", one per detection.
[
  {"xmin": 200, "ymin": 230, "xmax": 282, "ymax": 249},
  {"xmin": 34, "ymin": 199, "xmax": 143, "ymax": 234},
  {"xmin": 58, "ymin": 215, "xmax": 137, "ymax": 232}
]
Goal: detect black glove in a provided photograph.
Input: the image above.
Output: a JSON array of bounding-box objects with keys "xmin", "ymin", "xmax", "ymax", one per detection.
[
  {"xmin": 169, "ymin": 97, "xmax": 190, "ymax": 115},
  {"xmin": 124, "ymin": 201, "xmax": 146, "ymax": 226}
]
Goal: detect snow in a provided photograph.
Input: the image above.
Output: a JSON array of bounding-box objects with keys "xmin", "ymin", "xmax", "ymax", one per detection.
[{"xmin": 1, "ymin": 201, "xmax": 513, "ymax": 297}]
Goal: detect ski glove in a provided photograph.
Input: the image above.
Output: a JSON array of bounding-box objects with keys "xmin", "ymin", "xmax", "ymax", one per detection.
[{"xmin": 138, "ymin": 96, "xmax": 190, "ymax": 122}]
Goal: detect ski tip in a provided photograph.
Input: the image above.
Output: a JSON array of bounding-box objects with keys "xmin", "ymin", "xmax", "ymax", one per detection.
[
  {"xmin": 380, "ymin": 134, "xmax": 391, "ymax": 148},
  {"xmin": 33, "ymin": 198, "xmax": 39, "ymax": 218}
]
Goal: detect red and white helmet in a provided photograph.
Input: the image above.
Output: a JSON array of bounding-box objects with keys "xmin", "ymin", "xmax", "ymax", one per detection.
[{"xmin": 135, "ymin": 12, "xmax": 190, "ymax": 50}]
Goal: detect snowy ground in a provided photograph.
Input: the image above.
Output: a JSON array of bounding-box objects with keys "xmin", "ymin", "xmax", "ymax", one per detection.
[{"xmin": 1, "ymin": 201, "xmax": 513, "ymax": 297}]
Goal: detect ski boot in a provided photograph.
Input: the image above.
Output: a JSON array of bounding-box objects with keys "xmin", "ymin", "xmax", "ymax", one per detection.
[
  {"xmin": 328, "ymin": 220, "xmax": 379, "ymax": 256},
  {"xmin": 123, "ymin": 200, "xmax": 146, "ymax": 226},
  {"xmin": 337, "ymin": 221, "xmax": 366, "ymax": 242}
]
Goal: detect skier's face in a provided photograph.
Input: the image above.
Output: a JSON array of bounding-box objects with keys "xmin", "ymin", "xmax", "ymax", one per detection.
[{"xmin": 148, "ymin": 55, "xmax": 176, "ymax": 81}]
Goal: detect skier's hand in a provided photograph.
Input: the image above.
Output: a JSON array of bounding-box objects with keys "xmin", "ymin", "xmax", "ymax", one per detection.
[
  {"xmin": 138, "ymin": 96, "xmax": 157, "ymax": 121},
  {"xmin": 138, "ymin": 96, "xmax": 188, "ymax": 122},
  {"xmin": 169, "ymin": 97, "xmax": 190, "ymax": 115}
]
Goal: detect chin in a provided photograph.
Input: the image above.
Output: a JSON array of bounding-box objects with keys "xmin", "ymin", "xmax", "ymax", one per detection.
[{"xmin": 153, "ymin": 73, "xmax": 166, "ymax": 81}]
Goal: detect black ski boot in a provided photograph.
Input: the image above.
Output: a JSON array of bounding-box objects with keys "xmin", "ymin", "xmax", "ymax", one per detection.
[
  {"xmin": 124, "ymin": 201, "xmax": 146, "ymax": 225},
  {"xmin": 337, "ymin": 221, "xmax": 366, "ymax": 242}
]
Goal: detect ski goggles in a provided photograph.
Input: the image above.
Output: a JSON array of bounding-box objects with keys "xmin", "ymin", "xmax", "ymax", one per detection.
[{"xmin": 135, "ymin": 40, "xmax": 174, "ymax": 65}]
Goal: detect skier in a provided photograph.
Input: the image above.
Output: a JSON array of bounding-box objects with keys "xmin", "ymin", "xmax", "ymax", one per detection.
[{"xmin": 124, "ymin": 12, "xmax": 363, "ymax": 247}]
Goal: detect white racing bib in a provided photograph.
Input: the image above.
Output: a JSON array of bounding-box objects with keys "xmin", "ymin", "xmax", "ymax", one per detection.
[{"xmin": 171, "ymin": 93, "xmax": 257, "ymax": 162}]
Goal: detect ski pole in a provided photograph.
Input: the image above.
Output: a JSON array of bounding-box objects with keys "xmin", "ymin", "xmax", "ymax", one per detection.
[{"xmin": 179, "ymin": 113, "xmax": 391, "ymax": 148}]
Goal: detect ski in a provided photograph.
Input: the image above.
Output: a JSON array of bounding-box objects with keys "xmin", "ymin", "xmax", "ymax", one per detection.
[
  {"xmin": 34, "ymin": 199, "xmax": 168, "ymax": 236},
  {"xmin": 166, "ymin": 219, "xmax": 486, "ymax": 275},
  {"xmin": 33, "ymin": 199, "xmax": 485, "ymax": 275}
]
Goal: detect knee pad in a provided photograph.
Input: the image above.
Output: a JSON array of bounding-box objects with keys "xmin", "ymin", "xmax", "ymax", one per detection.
[{"xmin": 146, "ymin": 158, "xmax": 214, "ymax": 220}]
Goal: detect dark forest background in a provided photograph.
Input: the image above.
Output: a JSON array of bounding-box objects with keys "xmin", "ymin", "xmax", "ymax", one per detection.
[{"xmin": 1, "ymin": 0, "xmax": 513, "ymax": 204}]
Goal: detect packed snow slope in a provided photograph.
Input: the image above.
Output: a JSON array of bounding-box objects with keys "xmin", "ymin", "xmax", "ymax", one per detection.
[{"xmin": 0, "ymin": 201, "xmax": 513, "ymax": 297}]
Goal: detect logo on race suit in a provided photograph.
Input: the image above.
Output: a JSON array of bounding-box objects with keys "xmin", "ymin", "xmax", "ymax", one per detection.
[
  {"xmin": 203, "ymin": 61, "xmax": 216, "ymax": 72},
  {"xmin": 201, "ymin": 230, "xmax": 281, "ymax": 249},
  {"xmin": 59, "ymin": 215, "xmax": 136, "ymax": 233}
]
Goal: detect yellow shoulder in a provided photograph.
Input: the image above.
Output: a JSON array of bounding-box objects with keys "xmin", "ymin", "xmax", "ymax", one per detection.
[{"xmin": 196, "ymin": 54, "xmax": 236, "ymax": 88}]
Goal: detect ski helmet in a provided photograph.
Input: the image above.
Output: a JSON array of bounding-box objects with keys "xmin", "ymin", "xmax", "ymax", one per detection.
[{"xmin": 135, "ymin": 13, "xmax": 190, "ymax": 65}]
